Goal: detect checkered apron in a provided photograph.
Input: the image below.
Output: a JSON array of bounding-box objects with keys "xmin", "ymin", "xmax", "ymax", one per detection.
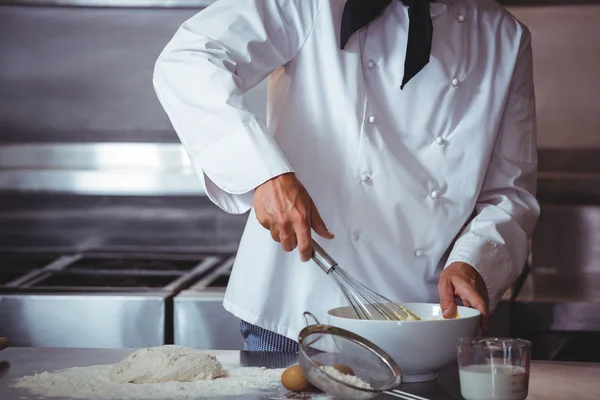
[{"xmin": 239, "ymin": 320, "xmax": 299, "ymax": 352}]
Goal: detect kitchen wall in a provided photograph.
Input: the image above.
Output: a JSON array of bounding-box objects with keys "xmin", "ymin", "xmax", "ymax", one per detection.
[
  {"xmin": 1, "ymin": 3, "xmax": 598, "ymax": 147},
  {"xmin": 0, "ymin": 4, "xmax": 265, "ymax": 144},
  {"xmin": 510, "ymin": 4, "xmax": 600, "ymax": 148},
  {"xmin": 0, "ymin": 4, "xmax": 261, "ymax": 194},
  {"xmin": 0, "ymin": 2, "xmax": 599, "ymax": 195}
]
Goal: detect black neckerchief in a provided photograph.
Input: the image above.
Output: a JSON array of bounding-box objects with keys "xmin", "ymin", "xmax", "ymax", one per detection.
[{"xmin": 340, "ymin": 0, "xmax": 434, "ymax": 89}]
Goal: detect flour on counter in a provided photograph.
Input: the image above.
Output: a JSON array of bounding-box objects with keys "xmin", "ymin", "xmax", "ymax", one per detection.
[
  {"xmin": 108, "ymin": 346, "xmax": 226, "ymax": 383},
  {"xmin": 11, "ymin": 363, "xmax": 285, "ymax": 399}
]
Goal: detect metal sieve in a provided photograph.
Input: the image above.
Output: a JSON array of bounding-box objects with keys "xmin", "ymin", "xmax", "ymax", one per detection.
[{"xmin": 297, "ymin": 312, "xmax": 430, "ymax": 400}]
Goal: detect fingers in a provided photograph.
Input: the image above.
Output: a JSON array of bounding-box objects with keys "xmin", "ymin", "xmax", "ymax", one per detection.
[
  {"xmin": 310, "ymin": 201, "xmax": 335, "ymax": 240},
  {"xmin": 438, "ymin": 277, "xmax": 457, "ymax": 319},
  {"xmin": 253, "ymin": 173, "xmax": 333, "ymax": 261},
  {"xmin": 279, "ymin": 232, "xmax": 297, "ymax": 252},
  {"xmin": 278, "ymin": 217, "xmax": 296, "ymax": 252},
  {"xmin": 295, "ymin": 231, "xmax": 312, "ymax": 262},
  {"xmin": 454, "ymin": 280, "xmax": 489, "ymax": 331},
  {"xmin": 441, "ymin": 263, "xmax": 490, "ymax": 331},
  {"xmin": 464, "ymin": 294, "xmax": 488, "ymax": 332},
  {"xmin": 294, "ymin": 214, "xmax": 312, "ymax": 261},
  {"xmin": 269, "ymin": 226, "xmax": 280, "ymax": 243},
  {"xmin": 262, "ymin": 202, "xmax": 314, "ymax": 261},
  {"xmin": 462, "ymin": 290, "xmax": 487, "ymax": 320}
]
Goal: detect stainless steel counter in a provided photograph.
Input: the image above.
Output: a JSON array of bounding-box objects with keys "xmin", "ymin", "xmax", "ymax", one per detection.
[
  {"xmin": 1, "ymin": 348, "xmax": 599, "ymax": 400},
  {"xmin": 0, "ymin": 293, "xmax": 170, "ymax": 348},
  {"xmin": 511, "ymin": 271, "xmax": 600, "ymax": 361},
  {"xmin": 0, "ymin": 252, "xmax": 234, "ymax": 348},
  {"xmin": 174, "ymin": 258, "xmax": 243, "ymax": 350},
  {"xmin": 0, "ymin": 347, "xmax": 463, "ymax": 400},
  {"xmin": 174, "ymin": 289, "xmax": 243, "ymax": 350},
  {"xmin": 514, "ymin": 272, "xmax": 600, "ymax": 331}
]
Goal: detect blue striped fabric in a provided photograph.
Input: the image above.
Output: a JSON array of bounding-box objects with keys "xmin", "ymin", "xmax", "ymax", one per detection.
[{"xmin": 240, "ymin": 320, "xmax": 299, "ymax": 352}]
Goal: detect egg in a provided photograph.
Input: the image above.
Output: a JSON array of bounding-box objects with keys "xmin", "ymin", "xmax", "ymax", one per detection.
[
  {"xmin": 281, "ymin": 364, "xmax": 310, "ymax": 392},
  {"xmin": 333, "ymin": 364, "xmax": 355, "ymax": 376}
]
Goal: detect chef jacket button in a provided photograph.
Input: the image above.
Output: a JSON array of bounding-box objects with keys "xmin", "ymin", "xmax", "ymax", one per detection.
[
  {"xmin": 367, "ymin": 60, "xmax": 376, "ymax": 69},
  {"xmin": 352, "ymin": 233, "xmax": 360, "ymax": 241},
  {"xmin": 457, "ymin": 14, "xmax": 466, "ymax": 23},
  {"xmin": 435, "ymin": 137, "xmax": 445, "ymax": 145},
  {"xmin": 451, "ymin": 78, "xmax": 459, "ymax": 87},
  {"xmin": 360, "ymin": 174, "xmax": 372, "ymax": 183},
  {"xmin": 368, "ymin": 115, "xmax": 376, "ymax": 124},
  {"xmin": 430, "ymin": 190, "xmax": 440, "ymax": 200},
  {"xmin": 415, "ymin": 250, "xmax": 424, "ymax": 257}
]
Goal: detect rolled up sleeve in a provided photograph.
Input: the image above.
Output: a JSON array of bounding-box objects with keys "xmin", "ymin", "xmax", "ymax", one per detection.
[
  {"xmin": 445, "ymin": 29, "xmax": 540, "ymax": 312},
  {"xmin": 153, "ymin": 0, "xmax": 322, "ymax": 214}
]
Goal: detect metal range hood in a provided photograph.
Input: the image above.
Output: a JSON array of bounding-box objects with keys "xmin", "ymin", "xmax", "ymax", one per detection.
[
  {"xmin": 4, "ymin": 0, "xmax": 595, "ymax": 6},
  {"xmin": 0, "ymin": 0, "xmax": 214, "ymax": 6}
]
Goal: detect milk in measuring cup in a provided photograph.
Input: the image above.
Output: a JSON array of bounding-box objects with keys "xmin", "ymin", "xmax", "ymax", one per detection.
[{"xmin": 459, "ymin": 364, "xmax": 529, "ymax": 400}]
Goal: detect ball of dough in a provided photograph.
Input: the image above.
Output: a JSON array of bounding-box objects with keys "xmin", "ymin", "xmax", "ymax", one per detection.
[{"xmin": 108, "ymin": 345, "xmax": 226, "ymax": 384}]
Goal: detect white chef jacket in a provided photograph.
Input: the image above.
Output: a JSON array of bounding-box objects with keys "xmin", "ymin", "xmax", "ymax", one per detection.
[{"xmin": 153, "ymin": 0, "xmax": 540, "ymax": 341}]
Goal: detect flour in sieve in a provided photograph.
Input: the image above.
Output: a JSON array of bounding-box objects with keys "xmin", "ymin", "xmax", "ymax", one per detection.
[
  {"xmin": 11, "ymin": 363, "xmax": 285, "ymax": 399},
  {"xmin": 319, "ymin": 366, "xmax": 372, "ymax": 390},
  {"xmin": 306, "ymin": 366, "xmax": 374, "ymax": 400}
]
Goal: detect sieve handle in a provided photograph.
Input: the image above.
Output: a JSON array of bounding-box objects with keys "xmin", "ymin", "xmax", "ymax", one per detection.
[
  {"xmin": 302, "ymin": 311, "xmax": 322, "ymax": 327},
  {"xmin": 311, "ymin": 239, "xmax": 337, "ymax": 274},
  {"xmin": 387, "ymin": 390, "xmax": 431, "ymax": 400}
]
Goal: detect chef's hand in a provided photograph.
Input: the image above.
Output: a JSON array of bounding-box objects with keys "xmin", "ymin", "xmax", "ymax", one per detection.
[
  {"xmin": 438, "ymin": 262, "xmax": 489, "ymax": 332},
  {"xmin": 254, "ymin": 172, "xmax": 334, "ymax": 262}
]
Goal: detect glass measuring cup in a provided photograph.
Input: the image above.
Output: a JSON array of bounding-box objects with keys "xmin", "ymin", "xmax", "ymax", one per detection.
[
  {"xmin": 457, "ymin": 337, "xmax": 531, "ymax": 400},
  {"xmin": 298, "ymin": 312, "xmax": 429, "ymax": 400}
]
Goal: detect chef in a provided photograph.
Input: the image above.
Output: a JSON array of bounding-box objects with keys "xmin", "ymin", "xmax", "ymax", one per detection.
[{"xmin": 153, "ymin": 0, "xmax": 540, "ymax": 351}]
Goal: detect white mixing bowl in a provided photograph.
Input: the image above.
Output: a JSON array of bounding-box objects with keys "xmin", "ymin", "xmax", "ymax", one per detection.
[{"xmin": 327, "ymin": 302, "xmax": 481, "ymax": 382}]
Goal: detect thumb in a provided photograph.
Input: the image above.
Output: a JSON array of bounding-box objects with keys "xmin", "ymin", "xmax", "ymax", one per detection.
[
  {"xmin": 439, "ymin": 278, "xmax": 457, "ymax": 319},
  {"xmin": 310, "ymin": 201, "xmax": 335, "ymax": 239}
]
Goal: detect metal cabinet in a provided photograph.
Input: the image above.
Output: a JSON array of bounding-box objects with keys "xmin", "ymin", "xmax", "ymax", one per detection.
[{"xmin": 173, "ymin": 257, "xmax": 244, "ymax": 350}]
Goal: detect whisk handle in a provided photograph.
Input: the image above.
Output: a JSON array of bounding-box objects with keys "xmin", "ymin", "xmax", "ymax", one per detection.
[{"xmin": 311, "ymin": 239, "xmax": 337, "ymax": 274}]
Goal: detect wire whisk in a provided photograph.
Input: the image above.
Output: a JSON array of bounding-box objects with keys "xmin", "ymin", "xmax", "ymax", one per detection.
[{"xmin": 311, "ymin": 240, "xmax": 420, "ymax": 321}]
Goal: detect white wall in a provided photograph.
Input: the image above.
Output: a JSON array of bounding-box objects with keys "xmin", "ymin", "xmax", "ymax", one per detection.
[{"xmin": 503, "ymin": 5, "xmax": 600, "ymax": 148}]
